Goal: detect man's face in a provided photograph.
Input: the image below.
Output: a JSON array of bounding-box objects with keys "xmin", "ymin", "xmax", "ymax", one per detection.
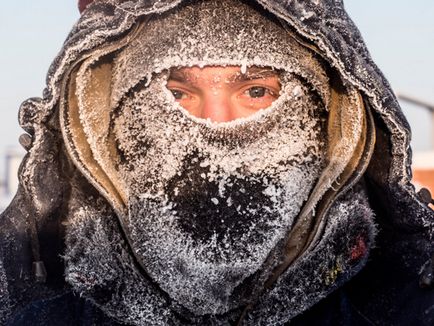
[{"xmin": 166, "ymin": 66, "xmax": 281, "ymax": 122}]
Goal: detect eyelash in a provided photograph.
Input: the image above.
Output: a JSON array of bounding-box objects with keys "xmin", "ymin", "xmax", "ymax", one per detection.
[
  {"xmin": 168, "ymin": 82, "xmax": 279, "ymax": 101},
  {"xmin": 170, "ymin": 89, "xmax": 186, "ymax": 100},
  {"xmin": 242, "ymin": 86, "xmax": 276, "ymax": 98}
]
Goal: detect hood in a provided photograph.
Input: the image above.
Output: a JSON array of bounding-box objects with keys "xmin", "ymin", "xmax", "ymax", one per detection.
[{"xmin": 19, "ymin": 0, "xmax": 431, "ymax": 228}]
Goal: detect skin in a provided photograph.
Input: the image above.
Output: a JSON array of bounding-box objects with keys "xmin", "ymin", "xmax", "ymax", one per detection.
[{"xmin": 166, "ymin": 66, "xmax": 281, "ymax": 122}]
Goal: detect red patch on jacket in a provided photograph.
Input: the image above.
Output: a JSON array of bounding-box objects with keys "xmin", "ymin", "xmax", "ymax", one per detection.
[{"xmin": 350, "ymin": 236, "xmax": 367, "ymax": 262}]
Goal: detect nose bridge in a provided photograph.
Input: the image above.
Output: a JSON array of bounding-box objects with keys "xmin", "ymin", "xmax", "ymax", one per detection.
[{"xmin": 201, "ymin": 90, "xmax": 233, "ymax": 122}]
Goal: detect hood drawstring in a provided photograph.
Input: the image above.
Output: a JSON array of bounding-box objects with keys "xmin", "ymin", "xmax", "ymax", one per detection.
[
  {"xmin": 30, "ymin": 216, "xmax": 47, "ymax": 284},
  {"xmin": 28, "ymin": 199, "xmax": 47, "ymax": 283},
  {"xmin": 20, "ymin": 133, "xmax": 47, "ymax": 284}
]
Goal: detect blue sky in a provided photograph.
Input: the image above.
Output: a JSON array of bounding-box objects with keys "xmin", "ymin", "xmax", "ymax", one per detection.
[
  {"xmin": 0, "ymin": 0, "xmax": 433, "ymax": 168},
  {"xmin": 344, "ymin": 0, "xmax": 434, "ymax": 152}
]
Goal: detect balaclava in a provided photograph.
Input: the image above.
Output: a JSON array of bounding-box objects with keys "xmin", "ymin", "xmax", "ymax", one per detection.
[
  {"xmin": 112, "ymin": 70, "xmax": 326, "ymax": 314},
  {"xmin": 112, "ymin": 0, "xmax": 329, "ymax": 314},
  {"xmin": 61, "ymin": 0, "xmax": 374, "ymax": 322}
]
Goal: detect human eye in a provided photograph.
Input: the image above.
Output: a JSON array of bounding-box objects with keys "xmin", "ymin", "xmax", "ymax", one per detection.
[
  {"xmin": 243, "ymin": 86, "xmax": 277, "ymax": 99},
  {"xmin": 245, "ymin": 86, "xmax": 268, "ymax": 98},
  {"xmin": 170, "ymin": 89, "xmax": 187, "ymax": 100},
  {"xmin": 235, "ymin": 81, "xmax": 280, "ymax": 112}
]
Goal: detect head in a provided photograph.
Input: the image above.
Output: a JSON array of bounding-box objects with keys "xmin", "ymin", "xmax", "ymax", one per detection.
[
  {"xmin": 58, "ymin": 0, "xmax": 375, "ymax": 316},
  {"xmin": 58, "ymin": 0, "xmax": 326, "ymax": 314}
]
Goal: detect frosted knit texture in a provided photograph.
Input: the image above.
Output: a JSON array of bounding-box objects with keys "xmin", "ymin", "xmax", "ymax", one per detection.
[{"xmin": 111, "ymin": 0, "xmax": 330, "ymax": 110}]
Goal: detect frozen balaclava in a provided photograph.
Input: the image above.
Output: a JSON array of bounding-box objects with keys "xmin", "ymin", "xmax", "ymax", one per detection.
[
  {"xmin": 111, "ymin": 0, "xmax": 329, "ymax": 315},
  {"xmin": 61, "ymin": 0, "xmax": 370, "ymax": 318}
]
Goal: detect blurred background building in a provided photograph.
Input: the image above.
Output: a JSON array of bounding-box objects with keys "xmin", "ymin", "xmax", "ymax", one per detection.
[
  {"xmin": 399, "ymin": 95, "xmax": 434, "ymax": 204},
  {"xmin": 0, "ymin": 148, "xmax": 24, "ymax": 210}
]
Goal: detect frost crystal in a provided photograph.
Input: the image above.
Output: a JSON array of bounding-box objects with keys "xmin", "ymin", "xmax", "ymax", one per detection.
[
  {"xmin": 70, "ymin": 0, "xmax": 331, "ymax": 317},
  {"xmin": 112, "ymin": 69, "xmax": 327, "ymax": 314},
  {"xmin": 111, "ymin": 0, "xmax": 330, "ymax": 110}
]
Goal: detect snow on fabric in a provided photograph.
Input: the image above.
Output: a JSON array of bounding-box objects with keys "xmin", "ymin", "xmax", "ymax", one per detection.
[
  {"xmin": 80, "ymin": 0, "xmax": 333, "ymax": 314},
  {"xmin": 63, "ymin": 178, "xmax": 376, "ymax": 325},
  {"xmin": 110, "ymin": 0, "xmax": 330, "ymax": 110},
  {"xmin": 64, "ymin": 196, "xmax": 175, "ymax": 325},
  {"xmin": 1, "ymin": 0, "xmax": 429, "ymax": 325},
  {"xmin": 62, "ymin": 0, "xmax": 373, "ymax": 321},
  {"xmin": 112, "ymin": 71, "xmax": 327, "ymax": 314},
  {"xmin": 61, "ymin": 0, "xmax": 332, "ymax": 318}
]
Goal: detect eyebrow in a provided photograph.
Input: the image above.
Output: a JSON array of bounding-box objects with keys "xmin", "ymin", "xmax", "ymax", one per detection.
[
  {"xmin": 168, "ymin": 69, "xmax": 195, "ymax": 83},
  {"xmin": 232, "ymin": 67, "xmax": 279, "ymax": 83},
  {"xmin": 168, "ymin": 67, "xmax": 279, "ymax": 84}
]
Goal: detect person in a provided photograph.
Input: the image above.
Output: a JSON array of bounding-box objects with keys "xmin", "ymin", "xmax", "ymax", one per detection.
[{"xmin": 0, "ymin": 0, "xmax": 433, "ymax": 325}]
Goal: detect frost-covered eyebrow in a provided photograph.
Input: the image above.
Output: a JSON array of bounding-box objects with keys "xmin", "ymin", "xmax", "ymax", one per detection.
[
  {"xmin": 168, "ymin": 69, "xmax": 196, "ymax": 83},
  {"xmin": 168, "ymin": 67, "xmax": 279, "ymax": 84},
  {"xmin": 232, "ymin": 67, "xmax": 279, "ymax": 82}
]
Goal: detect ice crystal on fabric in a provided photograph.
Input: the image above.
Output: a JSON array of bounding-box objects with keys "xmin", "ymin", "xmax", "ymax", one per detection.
[
  {"xmin": 112, "ymin": 69, "xmax": 327, "ymax": 314},
  {"xmin": 111, "ymin": 0, "xmax": 330, "ymax": 110},
  {"xmin": 64, "ymin": 200, "xmax": 175, "ymax": 325}
]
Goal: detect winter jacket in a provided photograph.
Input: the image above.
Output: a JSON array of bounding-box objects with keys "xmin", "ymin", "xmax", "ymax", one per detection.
[{"xmin": 0, "ymin": 0, "xmax": 433, "ymax": 325}]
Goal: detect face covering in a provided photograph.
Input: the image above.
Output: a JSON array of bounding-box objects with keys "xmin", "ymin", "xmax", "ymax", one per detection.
[
  {"xmin": 60, "ymin": 0, "xmax": 374, "ymax": 320},
  {"xmin": 111, "ymin": 68, "xmax": 328, "ymax": 314},
  {"xmin": 106, "ymin": 0, "xmax": 333, "ymax": 315},
  {"xmin": 61, "ymin": 0, "xmax": 364, "ymax": 317}
]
